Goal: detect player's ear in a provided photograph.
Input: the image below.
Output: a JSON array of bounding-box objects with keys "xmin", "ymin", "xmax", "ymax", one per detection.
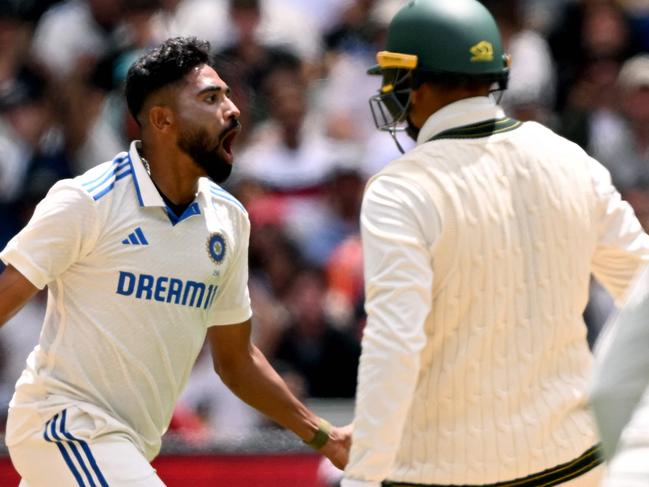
[
  {"xmin": 410, "ymin": 82, "xmax": 430, "ymax": 107},
  {"xmin": 148, "ymin": 105, "xmax": 174, "ymax": 132}
]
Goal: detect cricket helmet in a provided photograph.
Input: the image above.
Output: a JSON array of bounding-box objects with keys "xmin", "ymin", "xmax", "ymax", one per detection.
[{"xmin": 369, "ymin": 0, "xmax": 510, "ymax": 138}]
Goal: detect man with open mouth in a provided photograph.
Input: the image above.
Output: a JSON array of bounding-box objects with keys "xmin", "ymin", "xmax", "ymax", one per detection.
[{"xmin": 0, "ymin": 36, "xmax": 351, "ymax": 486}]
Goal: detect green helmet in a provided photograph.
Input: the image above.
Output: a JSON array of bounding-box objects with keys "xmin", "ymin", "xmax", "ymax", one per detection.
[{"xmin": 368, "ymin": 0, "xmax": 510, "ymax": 147}]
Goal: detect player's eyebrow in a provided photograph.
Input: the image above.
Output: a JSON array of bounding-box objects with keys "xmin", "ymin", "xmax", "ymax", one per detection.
[{"xmin": 197, "ymin": 85, "xmax": 231, "ymax": 96}]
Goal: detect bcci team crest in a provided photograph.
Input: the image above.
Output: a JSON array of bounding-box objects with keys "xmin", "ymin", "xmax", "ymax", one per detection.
[{"xmin": 207, "ymin": 233, "xmax": 227, "ymax": 265}]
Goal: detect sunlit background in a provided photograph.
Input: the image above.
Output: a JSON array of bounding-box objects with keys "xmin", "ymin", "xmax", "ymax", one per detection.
[{"xmin": 2, "ymin": 0, "xmax": 649, "ymax": 485}]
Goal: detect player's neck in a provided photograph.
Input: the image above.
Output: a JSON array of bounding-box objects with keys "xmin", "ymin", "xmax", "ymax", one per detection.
[{"xmin": 139, "ymin": 143, "xmax": 200, "ymax": 206}]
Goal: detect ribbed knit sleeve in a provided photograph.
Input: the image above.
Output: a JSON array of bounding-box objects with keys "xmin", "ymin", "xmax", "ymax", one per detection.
[{"xmin": 344, "ymin": 172, "xmax": 440, "ymax": 484}]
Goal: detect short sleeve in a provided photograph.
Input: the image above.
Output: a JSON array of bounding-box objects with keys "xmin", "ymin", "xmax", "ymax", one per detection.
[
  {"xmin": 0, "ymin": 180, "xmax": 99, "ymax": 289},
  {"xmin": 207, "ymin": 213, "xmax": 253, "ymax": 326}
]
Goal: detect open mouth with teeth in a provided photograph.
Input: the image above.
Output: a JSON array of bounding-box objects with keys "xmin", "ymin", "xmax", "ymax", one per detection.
[{"xmin": 218, "ymin": 125, "xmax": 240, "ymax": 163}]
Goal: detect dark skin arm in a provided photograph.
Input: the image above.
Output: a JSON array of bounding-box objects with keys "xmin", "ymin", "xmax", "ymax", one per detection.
[
  {"xmin": 208, "ymin": 320, "xmax": 352, "ymax": 469},
  {"xmin": 0, "ymin": 265, "xmax": 39, "ymax": 327}
]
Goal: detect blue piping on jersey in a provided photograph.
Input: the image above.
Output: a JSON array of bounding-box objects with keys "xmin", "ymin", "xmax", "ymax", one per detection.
[
  {"xmin": 128, "ymin": 154, "xmax": 145, "ymax": 207},
  {"xmin": 81, "ymin": 154, "xmax": 128, "ymax": 184},
  {"xmin": 85, "ymin": 164, "xmax": 131, "ymax": 195},
  {"xmin": 209, "ymin": 185, "xmax": 246, "ymax": 212},
  {"xmin": 92, "ymin": 170, "xmax": 133, "ymax": 201},
  {"xmin": 81, "ymin": 156, "xmax": 129, "ymax": 192},
  {"xmin": 165, "ymin": 202, "xmax": 201, "ymax": 226}
]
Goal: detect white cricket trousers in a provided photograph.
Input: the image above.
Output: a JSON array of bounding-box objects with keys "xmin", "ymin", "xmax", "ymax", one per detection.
[
  {"xmin": 8, "ymin": 407, "xmax": 165, "ymax": 486},
  {"xmin": 600, "ymin": 446, "xmax": 649, "ymax": 486}
]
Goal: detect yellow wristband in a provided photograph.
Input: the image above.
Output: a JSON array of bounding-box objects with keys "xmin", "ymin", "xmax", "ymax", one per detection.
[{"xmin": 304, "ymin": 418, "xmax": 331, "ymax": 450}]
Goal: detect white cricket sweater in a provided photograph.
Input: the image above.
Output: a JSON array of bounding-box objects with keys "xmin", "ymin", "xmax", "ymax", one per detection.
[{"xmin": 344, "ymin": 97, "xmax": 649, "ymax": 486}]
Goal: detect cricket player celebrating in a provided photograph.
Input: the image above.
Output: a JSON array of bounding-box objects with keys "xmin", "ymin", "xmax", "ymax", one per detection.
[
  {"xmin": 0, "ymin": 37, "xmax": 349, "ymax": 486},
  {"xmin": 342, "ymin": 1, "xmax": 649, "ymax": 486}
]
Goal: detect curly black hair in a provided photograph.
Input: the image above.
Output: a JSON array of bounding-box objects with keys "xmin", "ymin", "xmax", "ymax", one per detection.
[{"xmin": 125, "ymin": 37, "xmax": 211, "ymax": 124}]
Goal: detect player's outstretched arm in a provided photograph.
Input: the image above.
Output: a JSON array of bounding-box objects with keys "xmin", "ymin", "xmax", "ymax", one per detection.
[
  {"xmin": 207, "ymin": 320, "xmax": 352, "ymax": 469},
  {"xmin": 0, "ymin": 265, "xmax": 39, "ymax": 328}
]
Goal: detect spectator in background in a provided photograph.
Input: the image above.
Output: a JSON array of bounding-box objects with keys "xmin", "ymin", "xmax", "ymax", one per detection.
[
  {"xmin": 319, "ymin": 0, "xmax": 413, "ymax": 176},
  {"xmin": 325, "ymin": 233, "xmax": 365, "ymax": 334},
  {"xmin": 0, "ymin": 70, "xmax": 73, "ymax": 248},
  {"xmin": 561, "ymin": 52, "xmax": 649, "ymax": 356},
  {"xmin": 250, "ymin": 0, "xmax": 323, "ymax": 65},
  {"xmin": 294, "ymin": 165, "xmax": 365, "ymax": 268},
  {"xmin": 150, "ymin": 0, "xmax": 230, "ymax": 50},
  {"xmin": 59, "ymin": 0, "xmax": 167, "ymax": 174},
  {"xmin": 0, "ymin": 1, "xmax": 41, "ymax": 238},
  {"xmin": 553, "ymin": 1, "xmax": 639, "ymax": 164},
  {"xmin": 482, "ymin": 0, "xmax": 557, "ymax": 124},
  {"xmin": 213, "ymin": 0, "xmax": 306, "ymax": 133},
  {"xmin": 621, "ymin": 0, "xmax": 649, "ymax": 51},
  {"xmin": 249, "ymin": 224, "xmax": 305, "ymax": 302},
  {"xmin": 66, "ymin": 48, "xmax": 141, "ymax": 173},
  {"xmin": 0, "ymin": 0, "xmax": 38, "ymax": 87},
  {"xmin": 236, "ymin": 59, "xmax": 360, "ymax": 263},
  {"xmin": 31, "ymin": 0, "xmax": 125, "ymax": 80},
  {"xmin": 278, "ymin": 0, "xmax": 348, "ymax": 34},
  {"xmin": 175, "ymin": 344, "xmax": 264, "ymax": 442},
  {"xmin": 549, "ymin": 0, "xmax": 640, "ymax": 113},
  {"xmin": 591, "ymin": 54, "xmax": 649, "ymax": 190},
  {"xmin": 274, "ymin": 266, "xmax": 360, "ymax": 398},
  {"xmin": 238, "ymin": 60, "xmax": 351, "ymax": 192},
  {"xmin": 560, "ymin": 56, "xmax": 626, "ymax": 162}
]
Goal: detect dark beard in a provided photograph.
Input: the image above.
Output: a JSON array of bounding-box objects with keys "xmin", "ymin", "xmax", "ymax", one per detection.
[
  {"xmin": 177, "ymin": 125, "xmax": 234, "ymax": 184},
  {"xmin": 405, "ymin": 116, "xmax": 420, "ymax": 141}
]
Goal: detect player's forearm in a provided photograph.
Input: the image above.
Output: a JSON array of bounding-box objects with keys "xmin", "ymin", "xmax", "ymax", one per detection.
[
  {"xmin": 216, "ymin": 344, "xmax": 320, "ymax": 441},
  {"xmin": 0, "ymin": 265, "xmax": 39, "ymax": 327}
]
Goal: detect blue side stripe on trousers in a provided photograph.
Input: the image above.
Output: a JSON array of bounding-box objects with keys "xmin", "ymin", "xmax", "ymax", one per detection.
[
  {"xmin": 60, "ymin": 409, "xmax": 110, "ymax": 487},
  {"xmin": 43, "ymin": 411, "xmax": 110, "ymax": 487},
  {"xmin": 54, "ymin": 413, "xmax": 98, "ymax": 487},
  {"xmin": 44, "ymin": 415, "xmax": 86, "ymax": 487}
]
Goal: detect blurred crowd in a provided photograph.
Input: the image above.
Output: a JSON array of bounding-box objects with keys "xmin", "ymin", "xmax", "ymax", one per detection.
[{"xmin": 2, "ymin": 0, "xmax": 649, "ymax": 451}]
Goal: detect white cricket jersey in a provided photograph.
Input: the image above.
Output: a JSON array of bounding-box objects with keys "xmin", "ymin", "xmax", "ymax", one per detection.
[
  {"xmin": 343, "ymin": 97, "xmax": 649, "ymax": 487},
  {"xmin": 591, "ymin": 265, "xmax": 649, "ymax": 460},
  {"xmin": 1, "ymin": 141, "xmax": 252, "ymax": 460}
]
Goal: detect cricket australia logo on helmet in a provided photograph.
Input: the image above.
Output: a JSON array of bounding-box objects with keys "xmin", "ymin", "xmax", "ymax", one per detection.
[
  {"xmin": 207, "ymin": 233, "xmax": 227, "ymax": 265},
  {"xmin": 470, "ymin": 41, "xmax": 494, "ymax": 63}
]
